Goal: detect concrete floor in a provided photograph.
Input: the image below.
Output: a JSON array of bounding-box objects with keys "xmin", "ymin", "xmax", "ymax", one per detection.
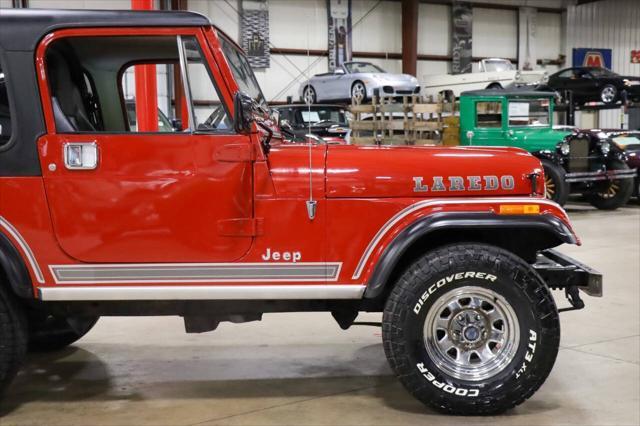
[{"xmin": 1, "ymin": 200, "xmax": 639, "ymax": 426}]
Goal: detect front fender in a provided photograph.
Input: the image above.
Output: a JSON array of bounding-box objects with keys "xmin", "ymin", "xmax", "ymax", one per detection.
[{"xmin": 363, "ymin": 211, "xmax": 577, "ymax": 299}]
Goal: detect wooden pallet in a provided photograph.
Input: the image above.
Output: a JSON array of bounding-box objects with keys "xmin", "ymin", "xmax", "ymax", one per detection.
[{"xmin": 349, "ymin": 94, "xmax": 452, "ymax": 145}]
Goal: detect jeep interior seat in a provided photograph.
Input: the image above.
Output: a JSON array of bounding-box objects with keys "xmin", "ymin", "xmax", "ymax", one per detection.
[{"xmin": 47, "ymin": 50, "xmax": 95, "ymax": 132}]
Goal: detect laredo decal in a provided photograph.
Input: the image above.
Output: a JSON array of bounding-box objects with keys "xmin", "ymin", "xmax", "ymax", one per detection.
[{"xmin": 413, "ymin": 175, "xmax": 515, "ymax": 193}]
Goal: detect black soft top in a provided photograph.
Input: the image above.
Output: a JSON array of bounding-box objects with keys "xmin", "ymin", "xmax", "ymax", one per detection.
[
  {"xmin": 0, "ymin": 8, "xmax": 211, "ymax": 52},
  {"xmin": 460, "ymin": 89, "xmax": 555, "ymax": 98}
]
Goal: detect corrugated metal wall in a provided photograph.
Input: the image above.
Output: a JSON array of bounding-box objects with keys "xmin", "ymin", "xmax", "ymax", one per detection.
[{"xmin": 566, "ymin": 0, "xmax": 640, "ymax": 129}]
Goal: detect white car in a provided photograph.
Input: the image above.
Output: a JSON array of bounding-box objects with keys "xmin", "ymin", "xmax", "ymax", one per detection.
[
  {"xmin": 422, "ymin": 58, "xmax": 548, "ymax": 100},
  {"xmin": 300, "ymin": 61, "xmax": 420, "ymax": 104}
]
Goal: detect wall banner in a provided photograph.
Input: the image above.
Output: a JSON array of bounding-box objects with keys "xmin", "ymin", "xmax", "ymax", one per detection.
[
  {"xmin": 572, "ymin": 48, "xmax": 612, "ymax": 69},
  {"xmin": 240, "ymin": 0, "xmax": 270, "ymax": 69},
  {"xmin": 327, "ymin": 0, "xmax": 352, "ymax": 72},
  {"xmin": 518, "ymin": 7, "xmax": 537, "ymax": 71},
  {"xmin": 451, "ymin": 1, "xmax": 473, "ymax": 75}
]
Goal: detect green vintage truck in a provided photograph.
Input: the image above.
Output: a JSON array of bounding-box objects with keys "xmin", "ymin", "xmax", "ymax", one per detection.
[{"xmin": 459, "ymin": 89, "xmax": 635, "ymax": 209}]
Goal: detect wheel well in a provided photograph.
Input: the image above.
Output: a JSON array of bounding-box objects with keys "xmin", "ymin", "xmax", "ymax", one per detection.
[
  {"xmin": 438, "ymin": 89, "xmax": 455, "ymax": 102},
  {"xmin": 0, "ymin": 233, "xmax": 34, "ymax": 299},
  {"xmin": 367, "ymin": 226, "xmax": 565, "ymax": 306},
  {"xmin": 487, "ymin": 82, "xmax": 502, "ymax": 89},
  {"xmin": 351, "ymin": 80, "xmax": 365, "ymax": 91}
]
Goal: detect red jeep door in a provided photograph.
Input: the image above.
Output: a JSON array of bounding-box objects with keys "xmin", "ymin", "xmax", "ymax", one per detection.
[{"xmin": 37, "ymin": 29, "xmax": 253, "ymax": 263}]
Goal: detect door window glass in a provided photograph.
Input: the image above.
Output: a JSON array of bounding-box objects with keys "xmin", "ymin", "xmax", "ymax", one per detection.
[
  {"xmin": 557, "ymin": 69, "xmax": 574, "ymax": 78},
  {"xmin": 181, "ymin": 36, "xmax": 232, "ymax": 131},
  {"xmin": 120, "ymin": 63, "xmax": 176, "ymax": 132},
  {"xmin": 508, "ymin": 99, "xmax": 550, "ymax": 126},
  {"xmin": 219, "ymin": 34, "xmax": 265, "ymax": 105},
  {"xmin": 475, "ymin": 101, "xmax": 502, "ymax": 128},
  {"xmin": 0, "ymin": 64, "xmax": 12, "ymax": 145},
  {"xmin": 45, "ymin": 34, "xmax": 231, "ymax": 134}
]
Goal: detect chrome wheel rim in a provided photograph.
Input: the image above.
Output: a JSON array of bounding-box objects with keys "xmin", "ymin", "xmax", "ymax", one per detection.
[
  {"xmin": 303, "ymin": 87, "xmax": 315, "ymax": 105},
  {"xmin": 545, "ymin": 176, "xmax": 555, "ymax": 199},
  {"xmin": 352, "ymin": 83, "xmax": 365, "ymax": 104},
  {"xmin": 423, "ymin": 286, "xmax": 520, "ymax": 382},
  {"xmin": 601, "ymin": 86, "xmax": 616, "ymax": 103}
]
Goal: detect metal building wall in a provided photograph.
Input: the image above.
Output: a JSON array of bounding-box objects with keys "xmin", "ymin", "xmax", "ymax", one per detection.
[{"xmin": 566, "ymin": 0, "xmax": 640, "ymax": 129}]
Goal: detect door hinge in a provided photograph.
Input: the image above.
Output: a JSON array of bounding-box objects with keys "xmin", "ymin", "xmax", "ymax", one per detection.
[
  {"xmin": 214, "ymin": 143, "xmax": 255, "ymax": 162},
  {"xmin": 217, "ymin": 218, "xmax": 263, "ymax": 237}
]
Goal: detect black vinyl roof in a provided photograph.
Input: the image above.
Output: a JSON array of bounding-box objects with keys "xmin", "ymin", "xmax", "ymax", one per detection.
[
  {"xmin": 0, "ymin": 9, "xmax": 211, "ymax": 51},
  {"xmin": 460, "ymin": 88, "xmax": 555, "ymax": 97}
]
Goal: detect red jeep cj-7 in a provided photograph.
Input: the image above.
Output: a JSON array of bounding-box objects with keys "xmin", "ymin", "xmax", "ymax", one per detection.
[{"xmin": 0, "ymin": 9, "xmax": 602, "ymax": 415}]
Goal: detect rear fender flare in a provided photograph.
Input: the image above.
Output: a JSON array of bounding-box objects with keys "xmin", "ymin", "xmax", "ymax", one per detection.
[
  {"xmin": 0, "ymin": 231, "xmax": 34, "ymax": 299},
  {"xmin": 363, "ymin": 212, "xmax": 577, "ymax": 299}
]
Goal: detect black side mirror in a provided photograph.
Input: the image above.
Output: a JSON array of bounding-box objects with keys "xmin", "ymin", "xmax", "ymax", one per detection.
[
  {"xmin": 170, "ymin": 118, "xmax": 182, "ymax": 131},
  {"xmin": 233, "ymin": 91, "xmax": 255, "ymax": 133}
]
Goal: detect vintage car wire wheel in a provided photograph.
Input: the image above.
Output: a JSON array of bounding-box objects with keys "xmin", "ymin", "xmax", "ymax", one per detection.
[
  {"xmin": 597, "ymin": 181, "xmax": 619, "ymax": 199},
  {"xmin": 351, "ymin": 81, "xmax": 366, "ymax": 104},
  {"xmin": 541, "ymin": 159, "xmax": 569, "ymax": 206},
  {"xmin": 423, "ymin": 286, "xmax": 520, "ymax": 382},
  {"xmin": 303, "ymin": 86, "xmax": 316, "ymax": 104},
  {"xmin": 545, "ymin": 175, "xmax": 556, "ymax": 199},
  {"xmin": 600, "ymin": 85, "xmax": 617, "ymax": 104}
]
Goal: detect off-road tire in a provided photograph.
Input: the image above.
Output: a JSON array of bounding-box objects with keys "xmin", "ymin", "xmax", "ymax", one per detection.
[
  {"xmin": 0, "ymin": 285, "xmax": 27, "ymax": 396},
  {"xmin": 28, "ymin": 314, "xmax": 99, "ymax": 352},
  {"xmin": 587, "ymin": 160, "xmax": 633, "ymax": 210},
  {"xmin": 542, "ymin": 159, "xmax": 569, "ymax": 206},
  {"xmin": 382, "ymin": 243, "xmax": 560, "ymax": 415}
]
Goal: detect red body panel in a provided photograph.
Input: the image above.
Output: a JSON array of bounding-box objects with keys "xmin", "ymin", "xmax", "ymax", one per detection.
[
  {"xmin": 0, "ymin": 24, "xmax": 578, "ymax": 298},
  {"xmin": 37, "ymin": 133, "xmax": 254, "ymax": 263},
  {"xmin": 326, "ymin": 145, "xmax": 543, "ymax": 198}
]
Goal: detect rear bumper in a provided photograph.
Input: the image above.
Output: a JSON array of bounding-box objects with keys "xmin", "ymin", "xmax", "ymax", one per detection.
[
  {"xmin": 565, "ymin": 168, "xmax": 637, "ymax": 183},
  {"xmin": 533, "ymin": 249, "xmax": 602, "ymax": 297}
]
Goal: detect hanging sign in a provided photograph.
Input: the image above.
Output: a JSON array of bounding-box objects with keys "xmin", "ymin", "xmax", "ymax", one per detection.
[
  {"xmin": 451, "ymin": 1, "xmax": 473, "ymax": 75},
  {"xmin": 327, "ymin": 0, "xmax": 352, "ymax": 72},
  {"xmin": 240, "ymin": 0, "xmax": 270, "ymax": 69}
]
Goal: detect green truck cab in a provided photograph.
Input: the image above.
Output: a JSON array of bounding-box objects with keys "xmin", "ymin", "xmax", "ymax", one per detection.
[{"xmin": 459, "ymin": 89, "xmax": 635, "ymax": 209}]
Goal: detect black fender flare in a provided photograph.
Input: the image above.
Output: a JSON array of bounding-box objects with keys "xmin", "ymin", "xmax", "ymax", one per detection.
[
  {"xmin": 0, "ymin": 231, "xmax": 34, "ymax": 299},
  {"xmin": 363, "ymin": 212, "xmax": 577, "ymax": 299},
  {"xmin": 532, "ymin": 150, "xmax": 561, "ymax": 164}
]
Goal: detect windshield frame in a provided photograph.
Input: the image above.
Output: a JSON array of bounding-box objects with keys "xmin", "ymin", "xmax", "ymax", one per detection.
[
  {"xmin": 216, "ymin": 31, "xmax": 266, "ymax": 106},
  {"xmin": 483, "ymin": 59, "xmax": 515, "ymax": 73},
  {"xmin": 344, "ymin": 62, "xmax": 386, "ymax": 74}
]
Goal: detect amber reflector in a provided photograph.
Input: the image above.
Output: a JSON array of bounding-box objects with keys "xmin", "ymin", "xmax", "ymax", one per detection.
[{"xmin": 499, "ymin": 204, "xmax": 541, "ymax": 215}]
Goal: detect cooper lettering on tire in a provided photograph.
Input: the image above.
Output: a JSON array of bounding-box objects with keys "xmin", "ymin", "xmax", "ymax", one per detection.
[{"xmin": 382, "ymin": 243, "xmax": 560, "ymax": 415}]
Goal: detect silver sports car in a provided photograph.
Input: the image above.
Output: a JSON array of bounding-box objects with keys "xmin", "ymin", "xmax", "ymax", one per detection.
[{"xmin": 299, "ymin": 61, "xmax": 420, "ymax": 104}]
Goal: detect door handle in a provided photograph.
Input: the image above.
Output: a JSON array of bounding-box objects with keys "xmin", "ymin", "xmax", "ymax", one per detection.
[{"xmin": 63, "ymin": 142, "xmax": 99, "ymax": 170}]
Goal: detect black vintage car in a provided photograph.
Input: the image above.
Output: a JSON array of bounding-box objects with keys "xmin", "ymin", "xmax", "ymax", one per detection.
[
  {"xmin": 272, "ymin": 104, "xmax": 350, "ymax": 139},
  {"xmin": 606, "ymin": 130, "xmax": 640, "ymax": 199},
  {"xmin": 544, "ymin": 67, "xmax": 640, "ymax": 106}
]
